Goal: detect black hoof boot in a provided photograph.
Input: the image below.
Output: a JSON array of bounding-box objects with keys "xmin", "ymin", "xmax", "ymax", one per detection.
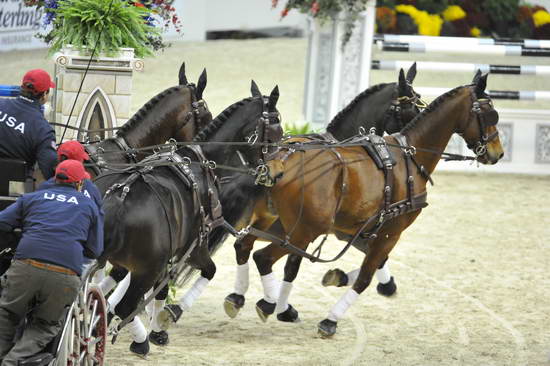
[
  {"xmin": 376, "ymin": 276, "xmax": 397, "ymax": 297},
  {"xmin": 276, "ymin": 304, "xmax": 300, "ymax": 323},
  {"xmin": 318, "ymin": 319, "xmax": 337, "ymax": 338},
  {"xmin": 130, "ymin": 339, "xmax": 150, "ymax": 358},
  {"xmin": 321, "ymin": 268, "xmax": 348, "ymax": 287},
  {"xmin": 224, "ymin": 293, "xmax": 245, "ymax": 319},
  {"xmin": 255, "ymin": 299, "xmax": 276, "ymax": 322},
  {"xmin": 148, "ymin": 330, "xmax": 169, "ymax": 346},
  {"xmin": 157, "ymin": 304, "xmax": 183, "ymax": 331}
]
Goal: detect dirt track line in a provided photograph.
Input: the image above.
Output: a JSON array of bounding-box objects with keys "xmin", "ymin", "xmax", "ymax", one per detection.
[
  {"xmin": 392, "ymin": 259, "xmax": 527, "ymax": 366},
  {"xmin": 315, "ymin": 285, "xmax": 367, "ymax": 366}
]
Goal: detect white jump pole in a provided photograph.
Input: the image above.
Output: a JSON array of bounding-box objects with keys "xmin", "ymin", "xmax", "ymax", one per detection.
[
  {"xmin": 376, "ymin": 41, "xmax": 550, "ymax": 57},
  {"xmin": 372, "ymin": 60, "xmax": 550, "ymax": 76},
  {"xmin": 374, "ymin": 34, "xmax": 550, "ymax": 49},
  {"xmin": 415, "ymin": 87, "xmax": 550, "ymax": 101}
]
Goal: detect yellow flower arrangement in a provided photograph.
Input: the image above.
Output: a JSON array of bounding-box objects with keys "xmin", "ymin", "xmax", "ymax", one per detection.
[
  {"xmin": 442, "ymin": 5, "xmax": 466, "ymax": 22},
  {"xmin": 395, "ymin": 4, "xmax": 443, "ymax": 36},
  {"xmin": 533, "ymin": 9, "xmax": 550, "ymax": 27}
]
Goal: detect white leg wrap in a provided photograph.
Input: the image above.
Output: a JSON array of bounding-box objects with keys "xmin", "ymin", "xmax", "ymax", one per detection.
[
  {"xmin": 179, "ymin": 276, "xmax": 209, "ymax": 311},
  {"xmin": 145, "ymin": 289, "xmax": 154, "ymax": 318},
  {"xmin": 375, "ymin": 262, "xmax": 391, "ymax": 284},
  {"xmin": 127, "ymin": 316, "xmax": 147, "ymax": 343},
  {"xmin": 107, "ymin": 273, "xmax": 131, "ymax": 313},
  {"xmin": 275, "ymin": 281, "xmax": 293, "ymax": 314},
  {"xmin": 260, "ymin": 272, "xmax": 280, "ymax": 304},
  {"xmin": 92, "ymin": 267, "xmax": 106, "ymax": 284},
  {"xmin": 346, "ymin": 269, "xmax": 360, "ymax": 286},
  {"xmin": 150, "ymin": 299, "xmax": 166, "ymax": 332},
  {"xmin": 234, "ymin": 263, "xmax": 249, "ymax": 295},
  {"xmin": 98, "ymin": 276, "xmax": 117, "ymax": 296},
  {"xmin": 328, "ymin": 289, "xmax": 359, "ymax": 322}
]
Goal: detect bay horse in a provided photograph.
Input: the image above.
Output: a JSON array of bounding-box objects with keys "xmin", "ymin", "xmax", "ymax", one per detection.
[
  {"xmin": 94, "ymin": 82, "xmax": 282, "ymax": 356},
  {"xmin": 252, "ymin": 72, "xmax": 503, "ymax": 337},
  {"xmin": 223, "ymin": 64, "xmax": 425, "ymax": 319}
]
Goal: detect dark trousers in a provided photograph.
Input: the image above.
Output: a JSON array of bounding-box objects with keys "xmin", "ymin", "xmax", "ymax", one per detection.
[{"xmin": 0, "ymin": 260, "xmax": 80, "ymax": 366}]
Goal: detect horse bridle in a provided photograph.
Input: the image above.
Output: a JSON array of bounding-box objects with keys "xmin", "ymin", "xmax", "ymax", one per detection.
[
  {"xmin": 245, "ymin": 96, "xmax": 283, "ymax": 165},
  {"xmin": 382, "ymin": 85, "xmax": 427, "ymax": 132},
  {"xmin": 466, "ymin": 89, "xmax": 499, "ymax": 157},
  {"xmin": 86, "ymin": 84, "xmax": 209, "ymax": 172}
]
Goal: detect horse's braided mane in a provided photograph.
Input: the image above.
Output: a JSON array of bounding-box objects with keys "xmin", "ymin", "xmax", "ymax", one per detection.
[
  {"xmin": 116, "ymin": 85, "xmax": 183, "ymax": 136},
  {"xmin": 400, "ymin": 85, "xmax": 466, "ymax": 135},
  {"xmin": 194, "ymin": 97, "xmax": 255, "ymax": 142},
  {"xmin": 326, "ymin": 82, "xmax": 392, "ymax": 133}
]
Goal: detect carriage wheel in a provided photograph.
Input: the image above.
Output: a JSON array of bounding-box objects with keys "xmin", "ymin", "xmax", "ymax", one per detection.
[{"xmin": 65, "ymin": 284, "xmax": 107, "ymax": 366}]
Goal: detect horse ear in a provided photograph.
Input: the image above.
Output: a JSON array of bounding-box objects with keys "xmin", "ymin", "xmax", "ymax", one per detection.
[
  {"xmin": 268, "ymin": 85, "xmax": 279, "ymax": 112},
  {"xmin": 475, "ymin": 73, "xmax": 489, "ymax": 97},
  {"xmin": 251, "ymin": 80, "xmax": 262, "ymax": 98},
  {"xmin": 196, "ymin": 68, "xmax": 207, "ymax": 100},
  {"xmin": 472, "ymin": 69, "xmax": 482, "ymax": 84},
  {"xmin": 178, "ymin": 62, "xmax": 188, "ymax": 85},
  {"xmin": 398, "ymin": 68, "xmax": 407, "ymax": 95},
  {"xmin": 406, "ymin": 62, "xmax": 417, "ymax": 83}
]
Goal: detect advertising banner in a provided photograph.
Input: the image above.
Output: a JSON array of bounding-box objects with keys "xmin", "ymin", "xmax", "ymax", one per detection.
[{"xmin": 0, "ymin": 0, "xmax": 47, "ymax": 52}]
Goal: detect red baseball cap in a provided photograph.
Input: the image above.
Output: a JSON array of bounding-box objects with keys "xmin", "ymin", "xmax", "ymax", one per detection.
[
  {"xmin": 57, "ymin": 140, "xmax": 90, "ymax": 162},
  {"xmin": 21, "ymin": 69, "xmax": 56, "ymax": 93},
  {"xmin": 55, "ymin": 159, "xmax": 90, "ymax": 184}
]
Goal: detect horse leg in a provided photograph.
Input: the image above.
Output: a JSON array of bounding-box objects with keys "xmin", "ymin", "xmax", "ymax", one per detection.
[
  {"xmin": 318, "ymin": 235, "xmax": 400, "ymax": 338},
  {"xmin": 99, "ymin": 265, "xmax": 127, "ymax": 298},
  {"xmin": 322, "ymin": 257, "xmax": 397, "ymax": 296},
  {"xmin": 113, "ymin": 272, "xmax": 158, "ymax": 358},
  {"xmin": 157, "ymin": 245, "xmax": 216, "ymax": 330},
  {"xmin": 275, "ymin": 254, "xmax": 303, "ymax": 323},
  {"xmin": 148, "ymin": 284, "xmax": 170, "ymax": 346},
  {"xmin": 374, "ymin": 258, "xmax": 397, "ymax": 296},
  {"xmin": 105, "ymin": 269, "xmax": 130, "ymax": 325},
  {"xmin": 224, "ymin": 216, "xmax": 278, "ymax": 318}
]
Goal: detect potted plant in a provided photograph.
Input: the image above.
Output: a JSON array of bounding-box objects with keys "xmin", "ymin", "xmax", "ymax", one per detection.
[
  {"xmin": 25, "ymin": 0, "xmax": 182, "ymax": 57},
  {"xmin": 22, "ymin": 0, "xmax": 183, "ymax": 140}
]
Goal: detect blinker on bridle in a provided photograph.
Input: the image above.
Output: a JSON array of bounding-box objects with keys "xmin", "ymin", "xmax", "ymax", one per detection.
[{"xmin": 468, "ymin": 94, "xmax": 499, "ymax": 157}]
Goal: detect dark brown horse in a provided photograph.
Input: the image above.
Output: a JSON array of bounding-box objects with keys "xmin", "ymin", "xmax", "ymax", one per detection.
[
  {"xmin": 223, "ymin": 65, "xmax": 425, "ymax": 318},
  {"xmin": 94, "ymin": 82, "xmax": 282, "ymax": 356},
  {"xmin": 85, "ymin": 62, "xmax": 211, "ymax": 171},
  {"xmin": 251, "ymin": 72, "xmax": 503, "ymax": 337}
]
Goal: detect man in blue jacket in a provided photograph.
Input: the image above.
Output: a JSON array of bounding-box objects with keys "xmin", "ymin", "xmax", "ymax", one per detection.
[
  {"xmin": 0, "ymin": 69, "xmax": 57, "ymax": 180},
  {"xmin": 0, "ymin": 159, "xmax": 103, "ymax": 365}
]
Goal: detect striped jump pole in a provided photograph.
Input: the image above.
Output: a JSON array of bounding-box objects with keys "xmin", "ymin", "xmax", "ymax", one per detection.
[
  {"xmin": 376, "ymin": 41, "xmax": 550, "ymax": 57},
  {"xmin": 372, "ymin": 60, "xmax": 550, "ymax": 76},
  {"xmin": 374, "ymin": 34, "xmax": 550, "ymax": 49},
  {"xmin": 415, "ymin": 87, "xmax": 550, "ymax": 101},
  {"xmin": 0, "ymin": 85, "xmax": 20, "ymax": 97}
]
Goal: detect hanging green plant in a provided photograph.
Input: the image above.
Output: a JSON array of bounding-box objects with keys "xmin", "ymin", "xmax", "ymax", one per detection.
[{"xmin": 35, "ymin": 0, "xmax": 178, "ymax": 58}]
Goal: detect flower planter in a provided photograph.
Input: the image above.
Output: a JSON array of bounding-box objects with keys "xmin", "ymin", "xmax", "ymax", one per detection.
[{"xmin": 52, "ymin": 46, "xmax": 144, "ymax": 142}]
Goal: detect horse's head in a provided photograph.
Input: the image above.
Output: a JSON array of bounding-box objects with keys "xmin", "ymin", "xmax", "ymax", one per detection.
[
  {"xmin": 385, "ymin": 62, "xmax": 426, "ymax": 134},
  {"xmin": 458, "ymin": 71, "xmax": 504, "ymax": 165},
  {"xmin": 172, "ymin": 62, "xmax": 213, "ymax": 141},
  {"xmin": 238, "ymin": 80, "xmax": 283, "ymax": 166}
]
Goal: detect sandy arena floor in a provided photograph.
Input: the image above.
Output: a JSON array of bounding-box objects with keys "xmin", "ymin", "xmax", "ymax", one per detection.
[{"xmin": 103, "ymin": 171, "xmax": 550, "ymax": 366}]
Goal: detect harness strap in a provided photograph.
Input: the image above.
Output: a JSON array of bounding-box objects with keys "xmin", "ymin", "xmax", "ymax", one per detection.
[{"xmin": 113, "ymin": 137, "xmax": 137, "ymax": 163}]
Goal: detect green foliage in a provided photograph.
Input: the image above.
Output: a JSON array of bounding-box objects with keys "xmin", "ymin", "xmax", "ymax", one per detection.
[
  {"xmin": 48, "ymin": 0, "xmax": 160, "ymax": 58},
  {"xmin": 283, "ymin": 122, "xmax": 315, "ymax": 135}
]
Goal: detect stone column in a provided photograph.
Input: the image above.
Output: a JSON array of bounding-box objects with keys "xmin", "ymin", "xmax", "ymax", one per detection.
[
  {"xmin": 303, "ymin": 0, "xmax": 377, "ymax": 129},
  {"xmin": 52, "ymin": 46, "xmax": 144, "ymax": 142}
]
